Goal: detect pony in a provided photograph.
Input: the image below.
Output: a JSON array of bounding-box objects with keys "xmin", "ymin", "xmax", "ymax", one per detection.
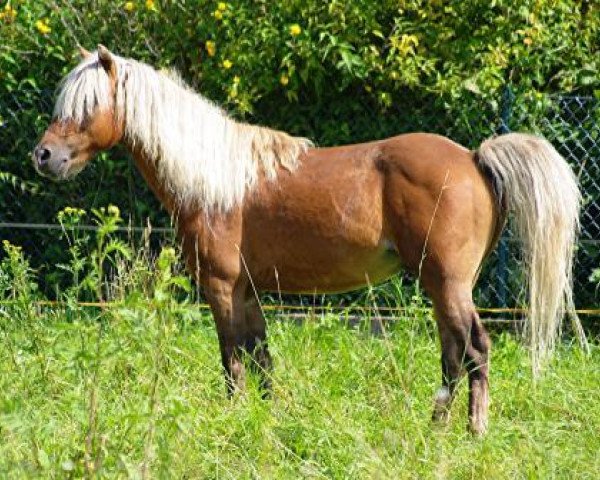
[{"xmin": 33, "ymin": 45, "xmax": 584, "ymax": 435}]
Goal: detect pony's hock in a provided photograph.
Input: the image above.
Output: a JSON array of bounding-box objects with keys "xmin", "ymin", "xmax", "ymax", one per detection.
[{"xmin": 34, "ymin": 45, "xmax": 584, "ymax": 436}]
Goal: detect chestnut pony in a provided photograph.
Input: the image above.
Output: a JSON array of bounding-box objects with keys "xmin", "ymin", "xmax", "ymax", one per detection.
[{"xmin": 34, "ymin": 46, "xmax": 584, "ymax": 435}]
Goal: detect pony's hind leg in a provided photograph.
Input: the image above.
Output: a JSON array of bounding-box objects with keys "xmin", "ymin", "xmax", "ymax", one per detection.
[
  {"xmin": 430, "ymin": 283, "xmax": 491, "ymax": 435},
  {"xmin": 244, "ymin": 296, "xmax": 273, "ymax": 395}
]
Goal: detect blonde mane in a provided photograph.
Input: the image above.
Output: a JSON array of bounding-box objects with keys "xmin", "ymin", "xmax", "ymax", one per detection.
[{"xmin": 54, "ymin": 52, "xmax": 312, "ymax": 211}]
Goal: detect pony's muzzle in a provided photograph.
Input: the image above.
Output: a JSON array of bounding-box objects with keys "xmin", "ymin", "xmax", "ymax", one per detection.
[{"xmin": 32, "ymin": 143, "xmax": 70, "ymax": 179}]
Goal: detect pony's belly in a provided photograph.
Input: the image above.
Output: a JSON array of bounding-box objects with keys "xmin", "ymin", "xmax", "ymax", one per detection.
[{"xmin": 254, "ymin": 242, "xmax": 403, "ymax": 294}]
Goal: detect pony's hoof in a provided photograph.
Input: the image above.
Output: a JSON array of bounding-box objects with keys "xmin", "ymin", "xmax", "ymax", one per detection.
[
  {"xmin": 432, "ymin": 386, "xmax": 452, "ymax": 425},
  {"xmin": 260, "ymin": 383, "xmax": 272, "ymax": 400},
  {"xmin": 468, "ymin": 417, "xmax": 488, "ymax": 436},
  {"xmin": 432, "ymin": 407, "xmax": 451, "ymax": 425}
]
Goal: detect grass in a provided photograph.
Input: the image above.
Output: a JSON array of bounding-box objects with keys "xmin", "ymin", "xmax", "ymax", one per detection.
[
  {"xmin": 0, "ymin": 303, "xmax": 599, "ymax": 479},
  {"xmin": 1, "ymin": 211, "xmax": 599, "ymax": 478}
]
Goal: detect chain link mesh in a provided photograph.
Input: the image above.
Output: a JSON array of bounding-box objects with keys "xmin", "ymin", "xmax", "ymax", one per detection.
[
  {"xmin": 499, "ymin": 94, "xmax": 600, "ymax": 308},
  {"xmin": 1, "ymin": 89, "xmax": 598, "ymax": 308}
]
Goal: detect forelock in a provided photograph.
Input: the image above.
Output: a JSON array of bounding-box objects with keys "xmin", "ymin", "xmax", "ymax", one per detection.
[{"xmin": 53, "ymin": 53, "xmax": 117, "ymax": 124}]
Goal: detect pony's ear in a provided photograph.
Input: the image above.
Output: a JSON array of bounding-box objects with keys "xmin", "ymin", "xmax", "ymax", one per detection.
[
  {"xmin": 97, "ymin": 44, "xmax": 116, "ymax": 78},
  {"xmin": 78, "ymin": 45, "xmax": 92, "ymax": 60}
]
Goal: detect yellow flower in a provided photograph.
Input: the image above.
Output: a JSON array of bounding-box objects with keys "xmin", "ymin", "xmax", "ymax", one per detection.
[
  {"xmin": 222, "ymin": 59, "xmax": 232, "ymax": 69},
  {"xmin": 205, "ymin": 40, "xmax": 216, "ymax": 57},
  {"xmin": 391, "ymin": 34, "xmax": 419, "ymax": 56},
  {"xmin": 160, "ymin": 246, "xmax": 176, "ymax": 262},
  {"xmin": 107, "ymin": 205, "xmax": 120, "ymax": 218},
  {"xmin": 1, "ymin": 3, "xmax": 17, "ymax": 21},
  {"xmin": 213, "ymin": 9, "xmax": 223, "ymax": 20},
  {"xmin": 124, "ymin": 1, "xmax": 135, "ymax": 12},
  {"xmin": 145, "ymin": 0, "xmax": 157, "ymax": 11},
  {"xmin": 279, "ymin": 74, "xmax": 289, "ymax": 86},
  {"xmin": 523, "ymin": 37, "xmax": 532, "ymax": 46},
  {"xmin": 57, "ymin": 206, "xmax": 86, "ymax": 225},
  {"xmin": 233, "ymin": 75, "xmax": 240, "ymax": 84},
  {"xmin": 35, "ymin": 19, "xmax": 51, "ymax": 35},
  {"xmin": 2, "ymin": 239, "xmax": 20, "ymax": 252},
  {"xmin": 289, "ymin": 24, "xmax": 301, "ymax": 36},
  {"xmin": 2, "ymin": 239, "xmax": 22, "ymax": 254},
  {"xmin": 217, "ymin": 2, "xmax": 227, "ymax": 11}
]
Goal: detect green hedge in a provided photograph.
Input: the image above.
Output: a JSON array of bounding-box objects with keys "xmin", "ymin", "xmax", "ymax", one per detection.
[
  {"xmin": 2, "ymin": 0, "xmax": 599, "ymax": 105},
  {"xmin": 1, "ymin": 0, "xmax": 599, "ymax": 300},
  {"xmin": 2, "ymin": 0, "xmax": 598, "ymax": 189}
]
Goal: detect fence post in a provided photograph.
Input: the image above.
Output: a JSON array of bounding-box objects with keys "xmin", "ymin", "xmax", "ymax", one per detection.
[{"xmin": 495, "ymin": 85, "xmax": 514, "ymax": 308}]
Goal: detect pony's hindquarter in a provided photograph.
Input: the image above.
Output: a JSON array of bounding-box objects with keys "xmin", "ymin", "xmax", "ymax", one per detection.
[
  {"xmin": 378, "ymin": 132, "xmax": 583, "ymax": 434},
  {"xmin": 477, "ymin": 133, "xmax": 586, "ymax": 375},
  {"xmin": 378, "ymin": 133, "xmax": 499, "ymax": 435}
]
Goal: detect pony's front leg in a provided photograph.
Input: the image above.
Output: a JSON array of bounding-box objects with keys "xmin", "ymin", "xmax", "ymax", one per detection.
[
  {"xmin": 245, "ymin": 295, "xmax": 273, "ymax": 396},
  {"xmin": 205, "ymin": 276, "xmax": 248, "ymax": 396}
]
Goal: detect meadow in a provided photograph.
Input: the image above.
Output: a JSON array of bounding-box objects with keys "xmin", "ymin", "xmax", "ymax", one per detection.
[
  {"xmin": 1, "ymin": 304, "xmax": 599, "ymax": 479},
  {"xmin": 0, "ymin": 209, "xmax": 599, "ymax": 479}
]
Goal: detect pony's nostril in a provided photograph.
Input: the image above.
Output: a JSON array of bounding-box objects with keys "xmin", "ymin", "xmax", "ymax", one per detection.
[
  {"xmin": 40, "ymin": 148, "xmax": 51, "ymax": 162},
  {"xmin": 36, "ymin": 147, "xmax": 51, "ymax": 167}
]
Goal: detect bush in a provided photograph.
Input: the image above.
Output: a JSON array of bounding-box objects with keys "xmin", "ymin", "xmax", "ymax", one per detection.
[
  {"xmin": 1, "ymin": 0, "xmax": 599, "ymax": 299},
  {"xmin": 2, "ymin": 1, "xmax": 599, "ymax": 104}
]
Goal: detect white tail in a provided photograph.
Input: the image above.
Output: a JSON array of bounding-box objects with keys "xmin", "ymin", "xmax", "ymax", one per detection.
[{"xmin": 477, "ymin": 133, "xmax": 587, "ymax": 375}]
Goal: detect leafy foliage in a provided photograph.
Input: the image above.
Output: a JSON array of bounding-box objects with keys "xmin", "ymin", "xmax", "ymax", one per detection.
[
  {"xmin": 0, "ymin": 0, "xmax": 599, "ymax": 302},
  {"xmin": 0, "ymin": 238, "xmax": 37, "ymax": 301},
  {"xmin": 2, "ymin": 0, "xmax": 598, "ymax": 103}
]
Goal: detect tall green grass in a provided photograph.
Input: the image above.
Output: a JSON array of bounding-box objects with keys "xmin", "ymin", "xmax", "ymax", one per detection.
[
  {"xmin": 1, "ymin": 306, "xmax": 598, "ymax": 478},
  {"xmin": 0, "ymin": 208, "xmax": 598, "ymax": 478}
]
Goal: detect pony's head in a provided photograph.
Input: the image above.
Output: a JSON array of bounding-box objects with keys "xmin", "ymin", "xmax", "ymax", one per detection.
[
  {"xmin": 33, "ymin": 44, "xmax": 312, "ymax": 210},
  {"xmin": 33, "ymin": 45, "xmax": 124, "ymax": 180}
]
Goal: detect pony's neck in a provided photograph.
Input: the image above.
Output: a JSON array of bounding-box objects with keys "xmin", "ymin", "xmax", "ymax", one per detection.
[
  {"xmin": 116, "ymin": 60, "xmax": 310, "ymax": 213},
  {"xmin": 126, "ymin": 144, "xmax": 180, "ymax": 215}
]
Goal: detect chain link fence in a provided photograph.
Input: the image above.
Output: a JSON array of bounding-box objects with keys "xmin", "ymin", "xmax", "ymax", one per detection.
[
  {"xmin": 504, "ymin": 94, "xmax": 600, "ymax": 309},
  {"xmin": 387, "ymin": 91, "xmax": 600, "ymax": 310},
  {"xmin": 1, "ymin": 88, "xmax": 599, "ymax": 309}
]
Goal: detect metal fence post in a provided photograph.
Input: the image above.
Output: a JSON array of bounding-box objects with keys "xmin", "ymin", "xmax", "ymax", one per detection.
[{"xmin": 495, "ymin": 85, "xmax": 514, "ymax": 308}]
